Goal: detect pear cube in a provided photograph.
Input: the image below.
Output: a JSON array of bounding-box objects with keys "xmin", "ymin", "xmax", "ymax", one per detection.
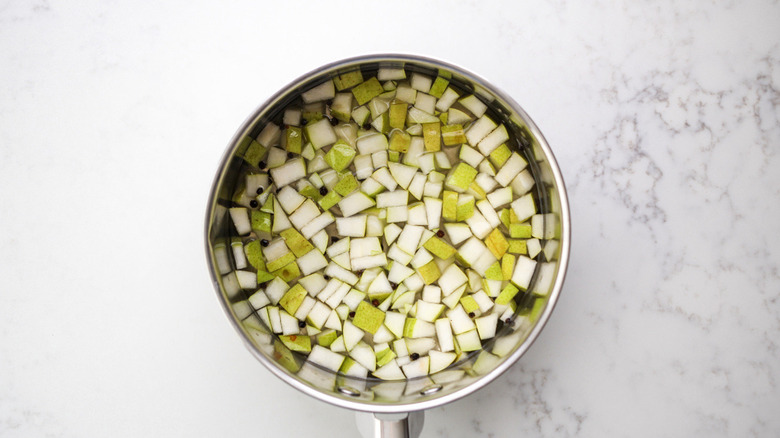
[{"xmin": 352, "ymin": 301, "xmax": 386, "ymax": 334}]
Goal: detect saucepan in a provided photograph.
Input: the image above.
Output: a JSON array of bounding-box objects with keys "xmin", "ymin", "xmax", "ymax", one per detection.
[{"xmin": 205, "ymin": 54, "xmax": 570, "ymax": 438}]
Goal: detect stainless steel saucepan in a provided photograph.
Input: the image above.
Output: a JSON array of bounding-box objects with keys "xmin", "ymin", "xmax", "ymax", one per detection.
[{"xmin": 205, "ymin": 54, "xmax": 570, "ymax": 438}]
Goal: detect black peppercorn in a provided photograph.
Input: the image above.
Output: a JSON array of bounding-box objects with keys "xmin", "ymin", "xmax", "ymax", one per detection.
[
  {"xmin": 259, "ymin": 282, "xmax": 268, "ymax": 289},
  {"xmin": 258, "ymin": 161, "xmax": 266, "ymax": 169},
  {"xmin": 249, "ymin": 200, "xmax": 259, "ymax": 208},
  {"xmin": 260, "ymin": 239, "xmax": 269, "ymax": 247},
  {"xmin": 329, "ymin": 117, "xmax": 339, "ymax": 126},
  {"xmin": 323, "ymin": 275, "xmax": 330, "ymax": 280},
  {"xmin": 256, "ymin": 187, "xmax": 265, "ymax": 195},
  {"xmin": 298, "ymin": 320, "xmax": 306, "ymax": 328},
  {"xmin": 319, "ymin": 186, "xmax": 328, "ymax": 196},
  {"xmin": 331, "ymin": 236, "xmax": 340, "ymax": 242},
  {"xmin": 362, "ymin": 123, "xmax": 371, "ymax": 130},
  {"xmin": 287, "ymin": 152, "xmax": 294, "ymax": 159},
  {"xmin": 349, "ymin": 311, "xmax": 356, "ymax": 318},
  {"xmin": 436, "ymin": 230, "xmax": 445, "ymax": 238},
  {"xmin": 468, "ymin": 312, "xmax": 476, "ymax": 318},
  {"xmin": 410, "ymin": 353, "xmax": 420, "ymax": 361},
  {"xmin": 371, "ymin": 299, "xmax": 379, "ymax": 306}
]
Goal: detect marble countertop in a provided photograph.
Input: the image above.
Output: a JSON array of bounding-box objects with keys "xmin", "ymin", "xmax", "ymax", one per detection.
[{"xmin": 1, "ymin": 1, "xmax": 778, "ymax": 437}]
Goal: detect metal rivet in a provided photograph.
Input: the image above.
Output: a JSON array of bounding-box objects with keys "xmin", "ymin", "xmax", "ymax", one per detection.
[
  {"xmin": 419, "ymin": 384, "xmax": 443, "ymax": 396},
  {"xmin": 337, "ymin": 385, "xmax": 361, "ymax": 397}
]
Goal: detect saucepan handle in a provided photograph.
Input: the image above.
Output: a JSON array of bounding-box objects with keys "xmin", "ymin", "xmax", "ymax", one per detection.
[{"xmin": 355, "ymin": 411, "xmax": 425, "ymax": 438}]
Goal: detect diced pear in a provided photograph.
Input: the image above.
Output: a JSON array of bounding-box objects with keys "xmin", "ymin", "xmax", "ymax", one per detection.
[
  {"xmin": 387, "ymin": 263, "xmax": 414, "ymax": 287},
  {"xmin": 447, "ymin": 107, "xmax": 472, "ymax": 125},
  {"xmin": 477, "ymin": 124, "xmax": 509, "ymax": 156},
  {"xmin": 510, "ymin": 169, "xmax": 535, "ymax": 196},
  {"xmin": 257, "ymin": 122, "xmax": 281, "ymax": 148},
  {"xmin": 368, "ymin": 96, "xmax": 391, "ymax": 120},
  {"xmin": 349, "ymin": 342, "xmax": 377, "ymax": 372},
  {"xmin": 408, "ymin": 173, "xmax": 427, "ymax": 200},
  {"xmin": 494, "ymin": 152, "xmax": 527, "ymax": 187},
  {"xmin": 447, "ymin": 304, "xmax": 476, "ymax": 335},
  {"xmin": 388, "ymin": 244, "xmax": 414, "ymax": 266},
  {"xmin": 396, "ymin": 224, "xmax": 425, "ymax": 254},
  {"xmin": 283, "ymin": 108, "xmax": 302, "ymax": 126},
  {"xmin": 420, "ymin": 121, "xmax": 440, "ymax": 152},
  {"xmin": 465, "ymin": 115, "xmax": 497, "ymax": 146},
  {"xmin": 459, "ymin": 95, "xmax": 488, "ymax": 117},
  {"xmin": 336, "ymin": 215, "xmax": 367, "ymax": 238},
  {"xmin": 417, "ymin": 260, "xmax": 442, "ymax": 285},
  {"xmin": 324, "ymin": 142, "xmax": 356, "ymax": 172},
  {"xmin": 502, "ymin": 254, "xmax": 516, "ymax": 280},
  {"xmin": 352, "ymin": 77, "xmax": 384, "ymax": 106},
  {"xmin": 339, "ymin": 191, "xmax": 376, "ymax": 217},
  {"xmin": 389, "ymin": 102, "xmax": 408, "ymax": 129},
  {"xmin": 376, "ymin": 190, "xmax": 408, "ymax": 208},
  {"xmin": 415, "ymin": 93, "xmax": 436, "ymax": 115},
  {"xmin": 423, "ymin": 180, "xmax": 443, "ymax": 199},
  {"xmin": 445, "ymin": 163, "xmax": 478, "ymax": 193},
  {"xmin": 510, "ymin": 255, "xmax": 537, "ymax": 290},
  {"xmin": 372, "ymin": 150, "xmax": 389, "ymax": 169},
  {"xmin": 485, "ymin": 228, "xmax": 509, "ymax": 259},
  {"xmin": 465, "ymin": 210, "xmax": 492, "ymax": 239},
  {"xmin": 428, "ymin": 350, "xmax": 457, "ymax": 374},
  {"xmin": 401, "ymin": 355, "xmax": 430, "ymax": 379},
  {"xmin": 356, "ymin": 132, "xmax": 389, "ymax": 155},
  {"xmin": 352, "ymin": 301, "xmax": 386, "ymax": 334},
  {"xmin": 229, "ymin": 207, "xmax": 251, "ymax": 235},
  {"xmin": 383, "ymin": 311, "xmax": 406, "ymax": 339},
  {"xmin": 410, "ymin": 73, "xmax": 433, "ymax": 93},
  {"xmin": 306, "ymin": 301, "xmax": 332, "ymax": 329},
  {"xmin": 371, "ymin": 167, "xmax": 397, "ymax": 191},
  {"xmin": 388, "ymin": 129, "xmax": 411, "ymax": 153},
  {"xmin": 296, "ymin": 249, "xmax": 329, "ymax": 276},
  {"xmin": 435, "ymin": 87, "xmax": 460, "ymax": 112},
  {"xmin": 305, "ymin": 118, "xmax": 337, "ymax": 150},
  {"xmin": 428, "ymin": 76, "xmax": 449, "ymax": 98},
  {"xmin": 373, "ymin": 359, "xmax": 405, "ymax": 380},
  {"xmin": 472, "ymin": 290, "xmax": 495, "ymax": 314},
  {"xmin": 438, "ymin": 264, "xmax": 467, "ymax": 296},
  {"xmin": 324, "ymin": 282, "xmax": 352, "ymax": 309},
  {"xmin": 406, "ymin": 107, "xmax": 439, "ymax": 125},
  {"xmin": 402, "ymin": 136, "xmax": 425, "ymax": 167},
  {"xmin": 289, "ymin": 199, "xmax": 321, "ymax": 229},
  {"xmin": 458, "ymin": 145, "xmax": 483, "ymax": 168},
  {"xmin": 456, "ymin": 329, "xmax": 482, "ymax": 352},
  {"xmin": 388, "ymin": 162, "xmax": 417, "ymax": 189},
  {"xmin": 293, "ymin": 295, "xmax": 317, "ymax": 320},
  {"xmin": 407, "ymin": 202, "xmax": 428, "ymax": 226},
  {"xmin": 456, "ymin": 194, "xmax": 475, "ymax": 221},
  {"xmin": 383, "ymin": 223, "xmax": 403, "ymax": 246},
  {"xmin": 422, "ymin": 285, "xmax": 442, "ymax": 304},
  {"xmin": 489, "ymin": 143, "xmax": 512, "ymax": 167},
  {"xmin": 351, "ymin": 253, "xmax": 388, "ymax": 271},
  {"xmin": 386, "ymin": 205, "xmax": 408, "ymax": 223},
  {"xmin": 301, "ymin": 79, "xmax": 335, "ymax": 104},
  {"xmin": 395, "ymin": 83, "xmax": 417, "ymax": 103},
  {"xmin": 403, "ymin": 318, "xmax": 436, "ymax": 338},
  {"xmin": 487, "ymin": 187, "xmax": 513, "ymax": 209},
  {"xmin": 279, "ymin": 284, "xmax": 307, "ymax": 315},
  {"xmin": 510, "ymin": 193, "xmax": 536, "ymax": 223}
]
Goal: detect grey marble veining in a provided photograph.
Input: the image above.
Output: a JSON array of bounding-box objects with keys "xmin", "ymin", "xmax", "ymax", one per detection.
[{"xmin": 1, "ymin": 0, "xmax": 778, "ymax": 437}]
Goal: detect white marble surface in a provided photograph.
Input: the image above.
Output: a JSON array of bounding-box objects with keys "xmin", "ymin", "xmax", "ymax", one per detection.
[{"xmin": 1, "ymin": 1, "xmax": 778, "ymax": 437}]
